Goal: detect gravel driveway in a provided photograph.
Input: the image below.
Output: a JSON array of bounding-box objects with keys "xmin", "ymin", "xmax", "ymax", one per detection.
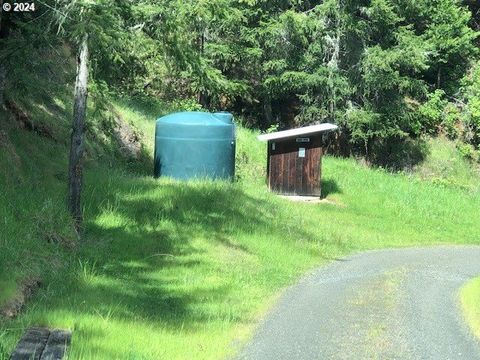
[{"xmin": 237, "ymin": 246, "xmax": 480, "ymax": 360}]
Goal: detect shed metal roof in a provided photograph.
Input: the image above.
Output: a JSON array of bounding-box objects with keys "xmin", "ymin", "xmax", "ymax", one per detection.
[{"xmin": 257, "ymin": 123, "xmax": 338, "ymax": 141}]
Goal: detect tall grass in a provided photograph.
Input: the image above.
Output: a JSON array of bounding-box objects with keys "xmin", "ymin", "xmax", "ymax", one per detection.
[
  {"xmin": 414, "ymin": 137, "xmax": 480, "ymax": 191},
  {"xmin": 460, "ymin": 277, "xmax": 480, "ymax": 340},
  {"xmin": 1, "ymin": 98, "xmax": 480, "ymax": 359}
]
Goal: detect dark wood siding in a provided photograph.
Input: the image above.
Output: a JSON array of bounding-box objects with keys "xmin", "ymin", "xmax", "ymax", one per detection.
[{"xmin": 267, "ymin": 135, "xmax": 322, "ymax": 196}]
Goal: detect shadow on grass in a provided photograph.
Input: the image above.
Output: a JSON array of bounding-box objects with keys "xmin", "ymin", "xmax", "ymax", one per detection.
[
  {"xmin": 41, "ymin": 178, "xmax": 321, "ymax": 341},
  {"xmin": 321, "ymin": 179, "xmax": 341, "ymax": 199},
  {"xmin": 115, "ymin": 95, "xmax": 169, "ymax": 120},
  {"xmin": 368, "ymin": 136, "xmax": 429, "ymax": 171}
]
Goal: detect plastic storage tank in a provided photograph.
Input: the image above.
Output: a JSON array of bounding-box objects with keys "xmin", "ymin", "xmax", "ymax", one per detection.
[{"xmin": 154, "ymin": 111, "xmax": 236, "ymax": 180}]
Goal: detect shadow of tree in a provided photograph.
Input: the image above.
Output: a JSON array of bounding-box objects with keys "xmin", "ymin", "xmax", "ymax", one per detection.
[
  {"xmin": 41, "ymin": 177, "xmax": 322, "ymax": 345},
  {"xmin": 368, "ymin": 136, "xmax": 429, "ymax": 171}
]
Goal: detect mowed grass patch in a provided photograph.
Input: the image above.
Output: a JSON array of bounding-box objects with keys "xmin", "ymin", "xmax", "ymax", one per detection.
[{"xmin": 460, "ymin": 277, "xmax": 480, "ymax": 339}]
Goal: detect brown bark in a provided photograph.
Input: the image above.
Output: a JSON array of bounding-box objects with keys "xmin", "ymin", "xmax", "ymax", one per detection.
[{"xmin": 68, "ymin": 34, "xmax": 89, "ymax": 232}]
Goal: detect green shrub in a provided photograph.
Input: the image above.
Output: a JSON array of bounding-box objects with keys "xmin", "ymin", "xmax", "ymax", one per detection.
[
  {"xmin": 169, "ymin": 98, "xmax": 203, "ymax": 112},
  {"xmin": 457, "ymin": 142, "xmax": 479, "ymax": 162},
  {"xmin": 443, "ymin": 103, "xmax": 462, "ymax": 139},
  {"xmin": 418, "ymin": 90, "xmax": 447, "ymax": 134}
]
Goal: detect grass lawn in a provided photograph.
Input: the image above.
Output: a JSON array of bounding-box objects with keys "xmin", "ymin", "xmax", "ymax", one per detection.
[
  {"xmin": 460, "ymin": 277, "xmax": 480, "ymax": 340},
  {"xmin": 1, "ymin": 99, "xmax": 480, "ymax": 359}
]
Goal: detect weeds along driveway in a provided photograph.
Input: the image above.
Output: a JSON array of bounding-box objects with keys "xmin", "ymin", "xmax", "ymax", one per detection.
[{"xmin": 236, "ymin": 246, "xmax": 480, "ymax": 360}]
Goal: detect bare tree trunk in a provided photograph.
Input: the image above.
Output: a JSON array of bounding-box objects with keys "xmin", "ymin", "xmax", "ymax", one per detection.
[
  {"xmin": 436, "ymin": 65, "xmax": 442, "ymax": 89},
  {"xmin": 263, "ymin": 99, "xmax": 273, "ymax": 126},
  {"xmin": 68, "ymin": 34, "xmax": 89, "ymax": 232},
  {"xmin": 197, "ymin": 30, "xmax": 210, "ymax": 108},
  {"xmin": 327, "ymin": 1, "xmax": 341, "ymax": 121}
]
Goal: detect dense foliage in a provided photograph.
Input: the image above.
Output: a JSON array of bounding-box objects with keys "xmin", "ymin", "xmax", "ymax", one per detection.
[{"xmin": 1, "ymin": 0, "xmax": 480, "ymax": 164}]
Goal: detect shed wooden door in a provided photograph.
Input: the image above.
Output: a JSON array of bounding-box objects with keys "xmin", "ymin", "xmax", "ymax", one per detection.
[{"xmin": 267, "ymin": 136, "xmax": 322, "ymax": 196}]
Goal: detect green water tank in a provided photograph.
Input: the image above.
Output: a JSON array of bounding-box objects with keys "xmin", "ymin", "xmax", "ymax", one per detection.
[{"xmin": 154, "ymin": 111, "xmax": 236, "ymax": 180}]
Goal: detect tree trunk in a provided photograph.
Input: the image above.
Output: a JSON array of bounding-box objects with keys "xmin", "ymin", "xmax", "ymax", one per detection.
[
  {"xmin": 197, "ymin": 30, "xmax": 210, "ymax": 108},
  {"xmin": 263, "ymin": 99, "xmax": 273, "ymax": 126},
  {"xmin": 68, "ymin": 34, "xmax": 89, "ymax": 233},
  {"xmin": 436, "ymin": 65, "xmax": 441, "ymax": 89},
  {"xmin": 198, "ymin": 91, "xmax": 210, "ymax": 108},
  {"xmin": 327, "ymin": 1, "xmax": 341, "ymax": 121}
]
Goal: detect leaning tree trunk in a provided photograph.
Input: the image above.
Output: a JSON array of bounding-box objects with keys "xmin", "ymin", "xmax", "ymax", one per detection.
[{"xmin": 68, "ymin": 34, "xmax": 89, "ymax": 233}]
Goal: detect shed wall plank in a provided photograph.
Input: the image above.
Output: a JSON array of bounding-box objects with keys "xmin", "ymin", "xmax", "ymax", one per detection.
[{"xmin": 267, "ymin": 135, "xmax": 322, "ymax": 196}]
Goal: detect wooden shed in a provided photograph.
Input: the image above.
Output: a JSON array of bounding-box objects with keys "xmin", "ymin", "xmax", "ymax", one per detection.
[{"xmin": 257, "ymin": 123, "xmax": 338, "ymax": 196}]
